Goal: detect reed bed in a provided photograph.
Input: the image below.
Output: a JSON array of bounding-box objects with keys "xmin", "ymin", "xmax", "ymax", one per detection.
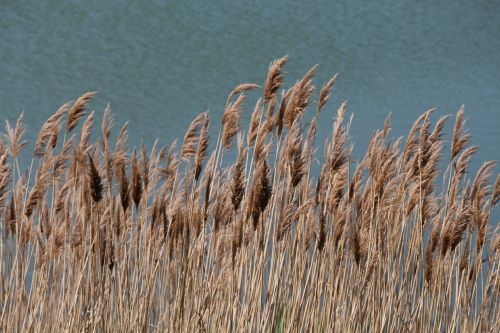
[{"xmin": 0, "ymin": 57, "xmax": 499, "ymax": 332}]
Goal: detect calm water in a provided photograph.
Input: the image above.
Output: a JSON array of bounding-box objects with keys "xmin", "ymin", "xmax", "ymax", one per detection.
[{"xmin": 1, "ymin": 1, "xmax": 499, "ymax": 219}]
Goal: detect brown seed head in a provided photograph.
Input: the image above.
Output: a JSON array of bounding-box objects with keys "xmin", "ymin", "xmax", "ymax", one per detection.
[
  {"xmin": 230, "ymin": 138, "xmax": 246, "ymax": 212},
  {"xmin": 87, "ymin": 153, "xmax": 103, "ymax": 203},
  {"xmin": 67, "ymin": 92, "xmax": 97, "ymax": 132},
  {"xmin": 317, "ymin": 73, "xmax": 338, "ymax": 113},
  {"xmin": 451, "ymin": 106, "xmax": 470, "ymax": 161},
  {"xmin": 264, "ymin": 55, "xmax": 288, "ymax": 104},
  {"xmin": 131, "ymin": 149, "xmax": 142, "ymax": 208},
  {"xmin": 5, "ymin": 112, "xmax": 27, "ymax": 159},
  {"xmin": 222, "ymin": 94, "xmax": 245, "ymax": 150},
  {"xmin": 181, "ymin": 112, "xmax": 206, "ymax": 160},
  {"xmin": 194, "ymin": 113, "xmax": 210, "ymax": 181}
]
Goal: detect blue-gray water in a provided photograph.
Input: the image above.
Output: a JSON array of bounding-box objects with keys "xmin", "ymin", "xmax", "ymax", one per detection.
[{"xmin": 1, "ymin": 1, "xmax": 499, "ymax": 220}]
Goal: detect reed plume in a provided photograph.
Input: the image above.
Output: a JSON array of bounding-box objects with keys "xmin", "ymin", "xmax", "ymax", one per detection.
[
  {"xmin": 0, "ymin": 152, "xmax": 9, "ymax": 205},
  {"xmin": 181, "ymin": 112, "xmax": 206, "ymax": 160},
  {"xmin": 194, "ymin": 113, "xmax": 210, "ymax": 181},
  {"xmin": 284, "ymin": 65, "xmax": 317, "ymax": 128},
  {"xmin": 250, "ymin": 158, "xmax": 272, "ymax": 229},
  {"xmin": 222, "ymin": 94, "xmax": 245, "ymax": 150},
  {"xmin": 227, "ymin": 83, "xmax": 259, "ymax": 105},
  {"xmin": 287, "ymin": 123, "xmax": 305, "ymax": 188},
  {"xmin": 230, "ymin": 138, "xmax": 245, "ymax": 212},
  {"xmin": 264, "ymin": 55, "xmax": 288, "ymax": 105},
  {"xmin": 317, "ymin": 73, "xmax": 338, "ymax": 113},
  {"xmin": 116, "ymin": 156, "xmax": 130, "ymax": 212},
  {"xmin": 34, "ymin": 103, "xmax": 68, "ymax": 157},
  {"xmin": 79, "ymin": 111, "xmax": 95, "ymax": 153},
  {"xmin": 131, "ymin": 149, "xmax": 142, "ymax": 208},
  {"xmin": 4, "ymin": 112, "xmax": 27, "ymax": 159},
  {"xmin": 247, "ymin": 98, "xmax": 262, "ymax": 146},
  {"xmin": 87, "ymin": 153, "xmax": 103, "ymax": 203},
  {"xmin": 67, "ymin": 91, "xmax": 97, "ymax": 132},
  {"xmin": 451, "ymin": 105, "xmax": 470, "ymax": 162}
]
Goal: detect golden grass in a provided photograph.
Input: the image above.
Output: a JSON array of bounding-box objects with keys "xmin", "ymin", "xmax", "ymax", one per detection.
[{"xmin": 0, "ymin": 58, "xmax": 499, "ymax": 332}]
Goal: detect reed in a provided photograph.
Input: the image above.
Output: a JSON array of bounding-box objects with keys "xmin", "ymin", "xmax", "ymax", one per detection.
[{"xmin": 0, "ymin": 59, "xmax": 498, "ymax": 332}]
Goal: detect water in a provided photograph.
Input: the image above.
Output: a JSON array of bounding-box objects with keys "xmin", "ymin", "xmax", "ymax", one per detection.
[{"xmin": 1, "ymin": 1, "xmax": 499, "ymax": 220}]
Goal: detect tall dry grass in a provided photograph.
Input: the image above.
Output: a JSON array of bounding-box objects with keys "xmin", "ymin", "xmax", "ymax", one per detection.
[{"xmin": 0, "ymin": 58, "xmax": 499, "ymax": 332}]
